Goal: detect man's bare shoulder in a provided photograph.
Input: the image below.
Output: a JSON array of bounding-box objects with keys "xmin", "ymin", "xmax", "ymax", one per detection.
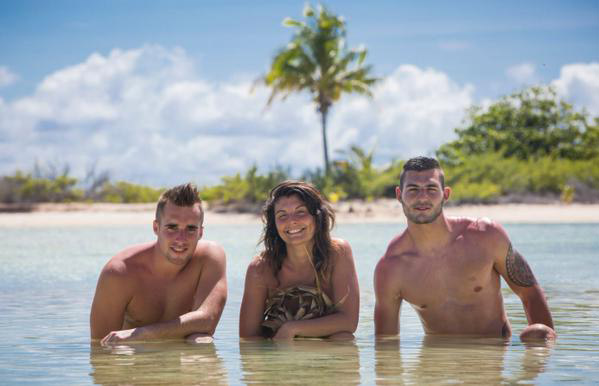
[
  {"xmin": 102, "ymin": 242, "xmax": 154, "ymax": 277},
  {"xmin": 383, "ymin": 230, "xmax": 412, "ymax": 260},
  {"xmin": 194, "ymin": 240, "xmax": 226, "ymax": 264},
  {"xmin": 451, "ymin": 216, "xmax": 509, "ymax": 245},
  {"xmin": 374, "ymin": 232, "xmax": 410, "ymax": 298},
  {"xmin": 376, "ymin": 231, "xmax": 412, "ymax": 277}
]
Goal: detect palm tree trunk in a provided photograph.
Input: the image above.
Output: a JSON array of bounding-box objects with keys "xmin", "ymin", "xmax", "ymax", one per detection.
[{"xmin": 320, "ymin": 108, "xmax": 330, "ymax": 176}]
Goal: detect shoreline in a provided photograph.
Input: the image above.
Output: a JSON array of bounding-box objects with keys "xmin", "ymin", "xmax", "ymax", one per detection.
[{"xmin": 1, "ymin": 200, "xmax": 598, "ymax": 227}]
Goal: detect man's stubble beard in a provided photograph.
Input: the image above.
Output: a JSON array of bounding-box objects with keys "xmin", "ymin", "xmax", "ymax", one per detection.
[{"xmin": 402, "ymin": 199, "xmax": 445, "ymax": 224}]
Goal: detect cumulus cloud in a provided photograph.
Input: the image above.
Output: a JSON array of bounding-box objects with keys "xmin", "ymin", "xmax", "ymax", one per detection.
[
  {"xmin": 0, "ymin": 66, "xmax": 18, "ymax": 87},
  {"xmin": 330, "ymin": 65, "xmax": 474, "ymax": 161},
  {"xmin": 1, "ymin": 46, "xmax": 475, "ymax": 186},
  {"xmin": 506, "ymin": 62, "xmax": 537, "ymax": 84},
  {"xmin": 552, "ymin": 62, "xmax": 599, "ymax": 116}
]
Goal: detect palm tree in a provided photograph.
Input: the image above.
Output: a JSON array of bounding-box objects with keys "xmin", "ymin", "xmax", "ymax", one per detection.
[{"xmin": 261, "ymin": 4, "xmax": 378, "ymax": 176}]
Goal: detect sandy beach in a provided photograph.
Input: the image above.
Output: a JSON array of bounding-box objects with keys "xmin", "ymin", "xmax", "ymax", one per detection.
[{"xmin": 0, "ymin": 200, "xmax": 598, "ymax": 227}]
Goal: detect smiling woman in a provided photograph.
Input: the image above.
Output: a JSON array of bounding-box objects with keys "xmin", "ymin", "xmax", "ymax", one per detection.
[{"xmin": 239, "ymin": 180, "xmax": 360, "ymax": 340}]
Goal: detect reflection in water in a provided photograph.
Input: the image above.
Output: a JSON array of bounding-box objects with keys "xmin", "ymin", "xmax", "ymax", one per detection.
[
  {"xmin": 412, "ymin": 336, "xmax": 509, "ymax": 384},
  {"xmin": 507, "ymin": 341, "xmax": 554, "ymax": 384},
  {"xmin": 374, "ymin": 338, "xmax": 404, "ymax": 385},
  {"xmin": 374, "ymin": 336, "xmax": 552, "ymax": 384},
  {"xmin": 240, "ymin": 339, "xmax": 360, "ymax": 385},
  {"xmin": 1, "ymin": 223, "xmax": 596, "ymax": 383},
  {"xmin": 90, "ymin": 341, "xmax": 228, "ymax": 385}
]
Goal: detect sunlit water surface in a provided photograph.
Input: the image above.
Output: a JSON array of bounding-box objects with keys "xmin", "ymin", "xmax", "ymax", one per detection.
[{"xmin": 1, "ymin": 222, "xmax": 598, "ymax": 384}]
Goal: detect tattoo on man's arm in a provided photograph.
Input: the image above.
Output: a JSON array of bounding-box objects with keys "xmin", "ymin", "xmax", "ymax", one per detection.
[{"xmin": 505, "ymin": 244, "xmax": 537, "ymax": 287}]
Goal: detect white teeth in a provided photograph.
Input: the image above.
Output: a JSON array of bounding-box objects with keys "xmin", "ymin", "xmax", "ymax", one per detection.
[{"xmin": 287, "ymin": 228, "xmax": 303, "ymax": 234}]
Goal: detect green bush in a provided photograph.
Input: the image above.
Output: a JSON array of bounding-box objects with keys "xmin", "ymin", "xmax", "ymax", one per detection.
[
  {"xmin": 450, "ymin": 181, "xmax": 502, "ymax": 203},
  {"xmin": 443, "ymin": 153, "xmax": 599, "ymax": 203},
  {"xmin": 97, "ymin": 181, "xmax": 164, "ymax": 203},
  {"xmin": 316, "ymin": 146, "xmax": 403, "ymax": 200},
  {"xmin": 438, "ymin": 86, "xmax": 599, "ymax": 164},
  {"xmin": 200, "ymin": 165, "xmax": 289, "ymax": 204},
  {"xmin": 0, "ymin": 171, "xmax": 81, "ymax": 203}
]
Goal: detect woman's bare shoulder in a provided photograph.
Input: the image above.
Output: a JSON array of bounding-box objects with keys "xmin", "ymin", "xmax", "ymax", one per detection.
[
  {"xmin": 246, "ymin": 253, "xmax": 277, "ymax": 284},
  {"xmin": 332, "ymin": 236, "xmax": 351, "ymax": 251},
  {"xmin": 331, "ymin": 237, "xmax": 354, "ymax": 260}
]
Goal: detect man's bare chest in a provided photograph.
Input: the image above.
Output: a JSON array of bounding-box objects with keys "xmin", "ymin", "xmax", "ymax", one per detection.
[
  {"xmin": 124, "ymin": 275, "xmax": 199, "ymax": 326},
  {"xmin": 399, "ymin": 248, "xmax": 497, "ymax": 307}
]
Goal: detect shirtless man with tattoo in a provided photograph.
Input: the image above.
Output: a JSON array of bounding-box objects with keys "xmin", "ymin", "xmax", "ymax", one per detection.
[
  {"xmin": 374, "ymin": 157, "xmax": 556, "ymax": 341},
  {"xmin": 90, "ymin": 183, "xmax": 227, "ymax": 345}
]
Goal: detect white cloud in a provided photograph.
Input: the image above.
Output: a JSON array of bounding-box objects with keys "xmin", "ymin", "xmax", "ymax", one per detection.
[
  {"xmin": 506, "ymin": 62, "xmax": 537, "ymax": 84},
  {"xmin": 1, "ymin": 46, "xmax": 475, "ymax": 186},
  {"xmin": 0, "ymin": 46, "xmax": 323, "ymax": 186},
  {"xmin": 0, "ymin": 66, "xmax": 18, "ymax": 87},
  {"xmin": 552, "ymin": 62, "xmax": 599, "ymax": 116},
  {"xmin": 330, "ymin": 65, "xmax": 474, "ymax": 161}
]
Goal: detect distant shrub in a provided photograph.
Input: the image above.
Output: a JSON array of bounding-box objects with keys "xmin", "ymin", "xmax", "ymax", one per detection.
[
  {"xmin": 450, "ymin": 181, "xmax": 502, "ymax": 203},
  {"xmin": 200, "ymin": 165, "xmax": 289, "ymax": 205},
  {"xmin": 97, "ymin": 181, "xmax": 164, "ymax": 203},
  {"xmin": 0, "ymin": 168, "xmax": 163, "ymax": 204},
  {"xmin": 443, "ymin": 153, "xmax": 599, "ymax": 203},
  {"xmin": 0, "ymin": 171, "xmax": 81, "ymax": 203}
]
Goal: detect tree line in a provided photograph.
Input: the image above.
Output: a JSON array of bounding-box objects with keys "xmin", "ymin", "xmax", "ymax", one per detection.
[{"xmin": 2, "ymin": 85, "xmax": 597, "ymax": 207}]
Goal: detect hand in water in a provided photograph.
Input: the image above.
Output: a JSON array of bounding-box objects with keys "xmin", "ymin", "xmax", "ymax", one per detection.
[
  {"xmin": 101, "ymin": 328, "xmax": 140, "ymax": 346},
  {"xmin": 520, "ymin": 323, "xmax": 557, "ymax": 342},
  {"xmin": 272, "ymin": 322, "xmax": 297, "ymax": 340},
  {"xmin": 185, "ymin": 333, "xmax": 214, "ymax": 344}
]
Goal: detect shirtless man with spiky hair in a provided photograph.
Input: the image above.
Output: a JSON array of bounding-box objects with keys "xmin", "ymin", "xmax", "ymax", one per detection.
[
  {"xmin": 374, "ymin": 157, "xmax": 556, "ymax": 341},
  {"xmin": 90, "ymin": 183, "xmax": 227, "ymax": 345}
]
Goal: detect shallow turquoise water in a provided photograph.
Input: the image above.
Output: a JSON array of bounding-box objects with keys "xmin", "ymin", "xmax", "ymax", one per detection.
[{"xmin": 1, "ymin": 222, "xmax": 598, "ymax": 384}]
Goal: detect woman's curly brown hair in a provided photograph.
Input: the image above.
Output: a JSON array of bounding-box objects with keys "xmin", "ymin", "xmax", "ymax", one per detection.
[{"xmin": 260, "ymin": 180, "xmax": 336, "ymax": 279}]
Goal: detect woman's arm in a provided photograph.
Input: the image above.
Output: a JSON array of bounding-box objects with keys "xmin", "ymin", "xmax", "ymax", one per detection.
[
  {"xmin": 273, "ymin": 239, "xmax": 360, "ymax": 340},
  {"xmin": 239, "ymin": 258, "xmax": 269, "ymax": 339}
]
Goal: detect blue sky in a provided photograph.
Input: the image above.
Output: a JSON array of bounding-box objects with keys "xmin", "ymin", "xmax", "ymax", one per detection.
[{"xmin": 1, "ymin": 1, "xmax": 598, "ymax": 186}]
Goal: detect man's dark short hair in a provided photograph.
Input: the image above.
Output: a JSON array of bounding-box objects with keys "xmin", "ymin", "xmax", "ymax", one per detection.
[
  {"xmin": 399, "ymin": 156, "xmax": 445, "ymax": 189},
  {"xmin": 155, "ymin": 183, "xmax": 203, "ymax": 222}
]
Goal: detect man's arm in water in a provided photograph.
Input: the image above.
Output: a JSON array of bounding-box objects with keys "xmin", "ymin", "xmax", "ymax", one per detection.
[
  {"xmin": 374, "ymin": 253, "xmax": 403, "ymax": 336},
  {"xmin": 90, "ymin": 258, "xmax": 132, "ymax": 342},
  {"xmin": 94, "ymin": 243, "xmax": 228, "ymax": 345},
  {"xmin": 491, "ymin": 223, "xmax": 556, "ymax": 341}
]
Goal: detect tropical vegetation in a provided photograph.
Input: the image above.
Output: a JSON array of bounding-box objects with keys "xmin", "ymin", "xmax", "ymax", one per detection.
[
  {"xmin": 437, "ymin": 86, "xmax": 599, "ymax": 164},
  {"xmin": 437, "ymin": 86, "xmax": 599, "ymax": 203},
  {"xmin": 2, "ymin": 85, "xmax": 598, "ymax": 208},
  {"xmin": 0, "ymin": 165, "xmax": 163, "ymax": 205}
]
